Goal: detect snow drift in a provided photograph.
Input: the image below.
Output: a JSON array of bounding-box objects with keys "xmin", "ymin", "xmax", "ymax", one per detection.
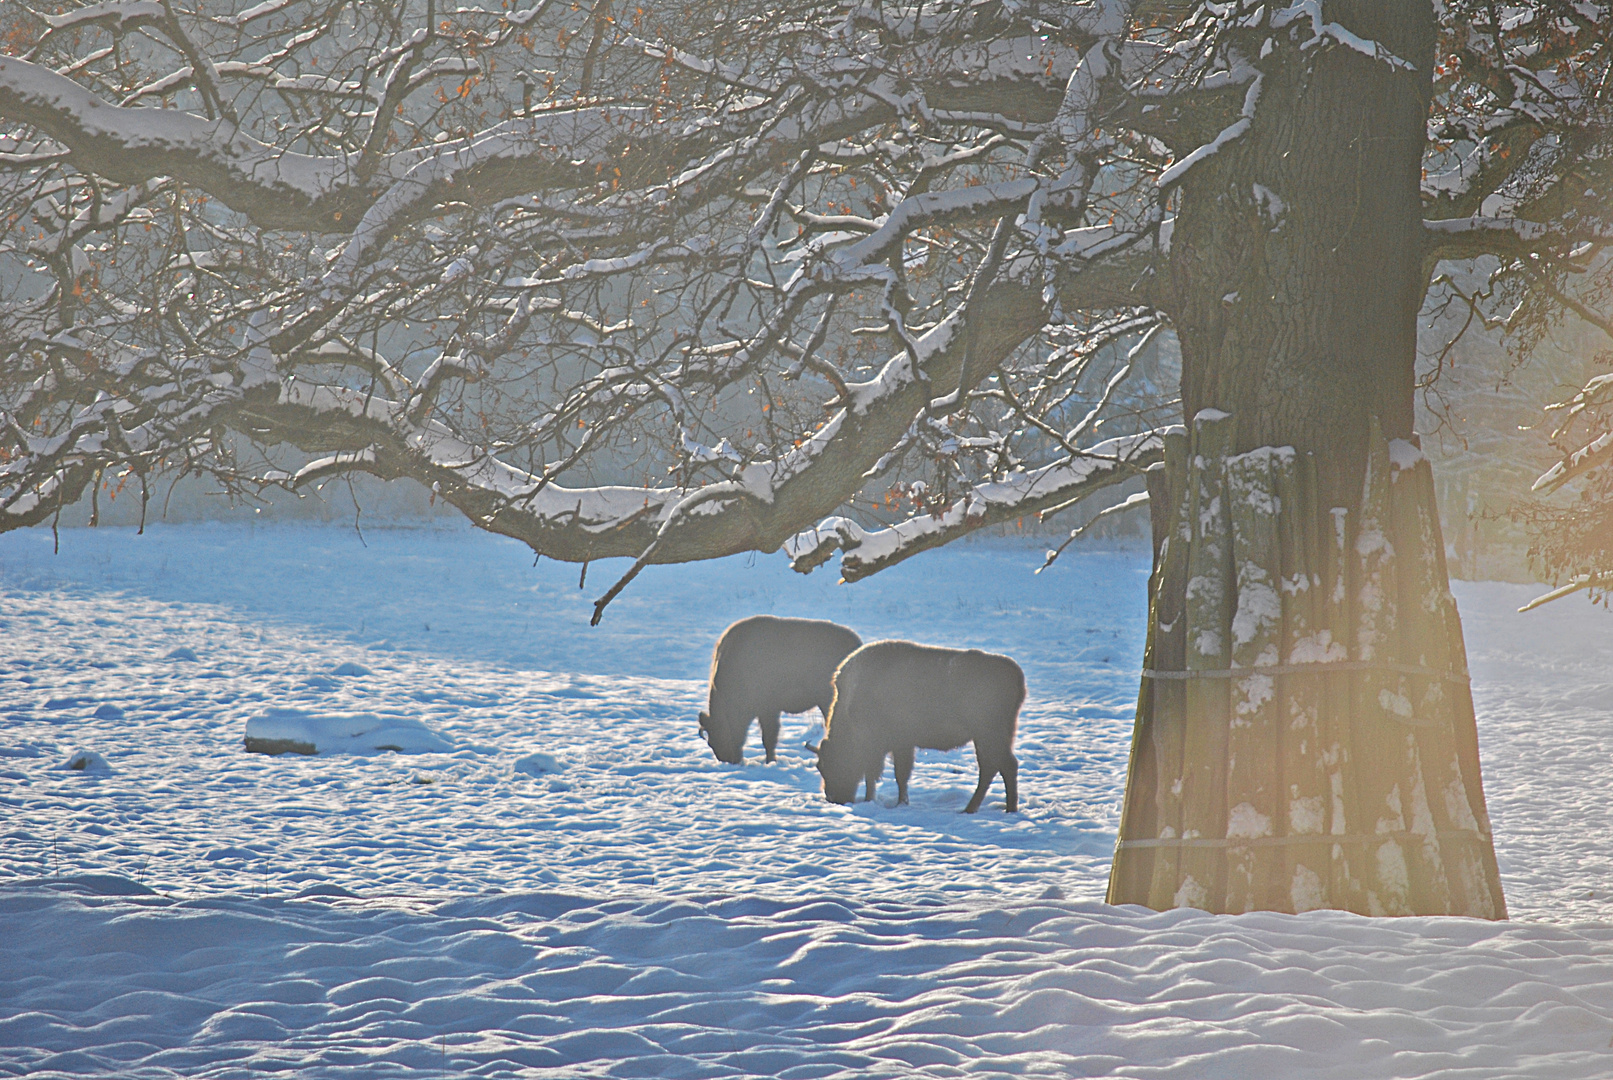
[{"xmin": 243, "ymin": 707, "xmax": 451, "ymax": 755}]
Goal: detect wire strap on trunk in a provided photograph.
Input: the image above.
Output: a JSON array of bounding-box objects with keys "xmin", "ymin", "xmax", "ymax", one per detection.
[
  {"xmin": 1139, "ymin": 660, "xmax": 1469, "ymax": 685},
  {"xmin": 1116, "ymin": 828, "xmax": 1493, "ymax": 851}
]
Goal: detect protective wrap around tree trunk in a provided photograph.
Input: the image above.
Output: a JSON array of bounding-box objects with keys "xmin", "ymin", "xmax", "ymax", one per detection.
[{"xmin": 1107, "ymin": 410, "xmax": 1506, "ymax": 919}]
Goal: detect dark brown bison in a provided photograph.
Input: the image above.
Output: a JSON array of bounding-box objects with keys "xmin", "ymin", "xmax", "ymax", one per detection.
[
  {"xmin": 814, "ymin": 641, "xmax": 1024, "ymax": 812},
  {"xmin": 698, "ymin": 615, "xmax": 863, "ymax": 764}
]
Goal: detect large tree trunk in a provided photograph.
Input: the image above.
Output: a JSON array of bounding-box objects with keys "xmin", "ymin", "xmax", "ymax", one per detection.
[{"xmin": 1106, "ymin": 1, "xmax": 1507, "ymax": 917}]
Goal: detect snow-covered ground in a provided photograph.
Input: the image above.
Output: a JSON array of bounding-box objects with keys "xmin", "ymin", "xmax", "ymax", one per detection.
[{"xmin": 2, "ymin": 523, "xmax": 1612, "ymax": 1078}]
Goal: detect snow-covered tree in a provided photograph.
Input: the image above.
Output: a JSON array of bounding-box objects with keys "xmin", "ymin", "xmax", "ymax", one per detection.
[
  {"xmin": 0, "ymin": 0, "xmax": 1174, "ymax": 583},
  {"xmin": 1411, "ymin": 5, "xmax": 1613, "ymax": 612},
  {"xmin": 1517, "ymin": 327, "xmax": 1613, "ymax": 611},
  {"xmin": 4, "ymin": 0, "xmax": 1610, "ymax": 916}
]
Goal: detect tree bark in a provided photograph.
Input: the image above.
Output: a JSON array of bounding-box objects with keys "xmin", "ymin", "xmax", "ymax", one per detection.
[
  {"xmin": 1166, "ymin": 1, "xmax": 1432, "ymax": 506},
  {"xmin": 1108, "ymin": 1, "xmax": 1508, "ymax": 918}
]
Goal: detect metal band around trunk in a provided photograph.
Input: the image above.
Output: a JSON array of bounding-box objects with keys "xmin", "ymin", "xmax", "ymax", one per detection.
[
  {"xmin": 1116, "ymin": 829, "xmax": 1493, "ymax": 851},
  {"xmin": 1139, "ymin": 660, "xmax": 1470, "ymax": 685}
]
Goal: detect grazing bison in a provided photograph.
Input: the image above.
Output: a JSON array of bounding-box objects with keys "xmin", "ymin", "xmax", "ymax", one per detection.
[
  {"xmin": 814, "ymin": 641, "xmax": 1025, "ymax": 812},
  {"xmin": 698, "ymin": 616, "xmax": 863, "ymax": 764}
]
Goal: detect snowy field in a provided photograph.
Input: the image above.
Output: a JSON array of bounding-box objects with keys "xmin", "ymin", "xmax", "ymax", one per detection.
[{"xmin": 2, "ymin": 522, "xmax": 1612, "ymax": 1078}]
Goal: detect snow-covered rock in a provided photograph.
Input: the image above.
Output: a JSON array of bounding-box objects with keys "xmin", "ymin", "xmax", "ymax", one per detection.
[
  {"xmin": 513, "ymin": 751, "xmax": 563, "ymax": 776},
  {"xmin": 243, "ymin": 708, "xmax": 450, "ymax": 755},
  {"xmin": 46, "ymin": 873, "xmax": 155, "ymax": 896},
  {"xmin": 205, "ymin": 846, "xmax": 257, "ymax": 863},
  {"xmin": 60, "ymin": 749, "xmax": 111, "ymax": 773},
  {"xmin": 291, "ymin": 882, "xmax": 358, "ymax": 900}
]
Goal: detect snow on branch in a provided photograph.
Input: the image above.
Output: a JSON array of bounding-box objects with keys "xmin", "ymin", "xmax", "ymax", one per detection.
[
  {"xmin": 224, "ymin": 0, "xmax": 298, "ymax": 26},
  {"xmin": 1423, "ymin": 216, "xmax": 1613, "ymax": 260},
  {"xmin": 784, "ymin": 429, "xmax": 1170, "ymax": 581},
  {"xmin": 0, "ymin": 56, "xmax": 354, "ymax": 227},
  {"xmin": 1518, "ymin": 572, "xmax": 1613, "ymax": 613},
  {"xmin": 1072, "ymin": 0, "xmax": 1132, "ymax": 37},
  {"xmin": 37, "ymin": 1, "xmax": 164, "ymax": 39},
  {"xmin": 1544, "ymin": 372, "xmax": 1613, "ymax": 431},
  {"xmin": 0, "ymin": 0, "xmax": 1188, "ymax": 607},
  {"xmin": 406, "ymin": 356, "xmax": 482, "ymax": 421},
  {"xmin": 270, "ymin": 448, "xmax": 381, "ymax": 488},
  {"xmin": 825, "ymin": 178, "xmax": 1040, "ymax": 278},
  {"xmin": 1271, "ymin": 2, "xmax": 1417, "ymax": 71},
  {"xmin": 1532, "ymin": 429, "xmax": 1613, "ymax": 496},
  {"xmin": 35, "ymin": 275, "xmax": 1035, "ymax": 588},
  {"xmin": 1037, "ymin": 487, "xmax": 1150, "ymax": 572},
  {"xmin": 620, "ymin": 34, "xmax": 778, "ymax": 93},
  {"xmin": 43, "ymin": 0, "xmax": 163, "ymax": 29},
  {"xmin": 1425, "ymin": 216, "xmax": 1553, "ymax": 241},
  {"xmin": 1157, "ymin": 69, "xmax": 1262, "ymax": 188},
  {"xmin": 1421, "ymin": 143, "xmax": 1492, "ymax": 202},
  {"xmin": 0, "ymin": 61, "xmax": 707, "ymax": 241},
  {"xmin": 850, "ymin": 0, "xmax": 1129, "ymax": 41},
  {"xmin": 328, "ymin": 108, "xmax": 651, "ymax": 282}
]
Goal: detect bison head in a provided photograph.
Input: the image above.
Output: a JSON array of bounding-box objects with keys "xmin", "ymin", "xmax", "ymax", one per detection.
[
  {"xmin": 698, "ymin": 710, "xmax": 746, "ymax": 765},
  {"xmin": 813, "ymin": 734, "xmax": 862, "ymax": 804}
]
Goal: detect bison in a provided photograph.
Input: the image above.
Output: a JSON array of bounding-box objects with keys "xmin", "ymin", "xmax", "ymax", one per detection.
[
  {"xmin": 814, "ymin": 641, "xmax": 1025, "ymax": 812},
  {"xmin": 698, "ymin": 615, "xmax": 863, "ymax": 764}
]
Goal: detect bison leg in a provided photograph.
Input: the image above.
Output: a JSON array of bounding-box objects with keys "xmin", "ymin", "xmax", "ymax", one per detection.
[
  {"xmin": 964, "ymin": 769, "xmax": 997, "ymax": 813},
  {"xmin": 893, "ymin": 746, "xmax": 915, "ymax": 805},
  {"xmin": 1001, "ymin": 753, "xmax": 1019, "ymax": 813},
  {"xmin": 862, "ymin": 753, "xmax": 884, "ymax": 802},
  {"xmin": 760, "ymin": 711, "xmax": 782, "ymax": 763},
  {"xmin": 964, "ymin": 742, "xmax": 1001, "ymax": 814}
]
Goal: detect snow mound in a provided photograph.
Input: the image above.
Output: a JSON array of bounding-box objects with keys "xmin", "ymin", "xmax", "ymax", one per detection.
[
  {"xmin": 291, "ymin": 883, "xmax": 357, "ymax": 900},
  {"xmin": 165, "ymin": 646, "xmax": 198, "ymax": 661},
  {"xmin": 513, "ymin": 751, "xmax": 563, "ymax": 776},
  {"xmin": 48, "ymin": 873, "xmax": 156, "ymax": 896},
  {"xmin": 60, "ymin": 749, "xmax": 111, "ymax": 773},
  {"xmin": 92, "ymin": 703, "xmax": 125, "ymax": 719},
  {"xmin": 330, "ymin": 661, "xmax": 372, "ymax": 677},
  {"xmin": 204, "ymin": 846, "xmax": 257, "ymax": 863},
  {"xmin": 243, "ymin": 707, "xmax": 451, "ymax": 755}
]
